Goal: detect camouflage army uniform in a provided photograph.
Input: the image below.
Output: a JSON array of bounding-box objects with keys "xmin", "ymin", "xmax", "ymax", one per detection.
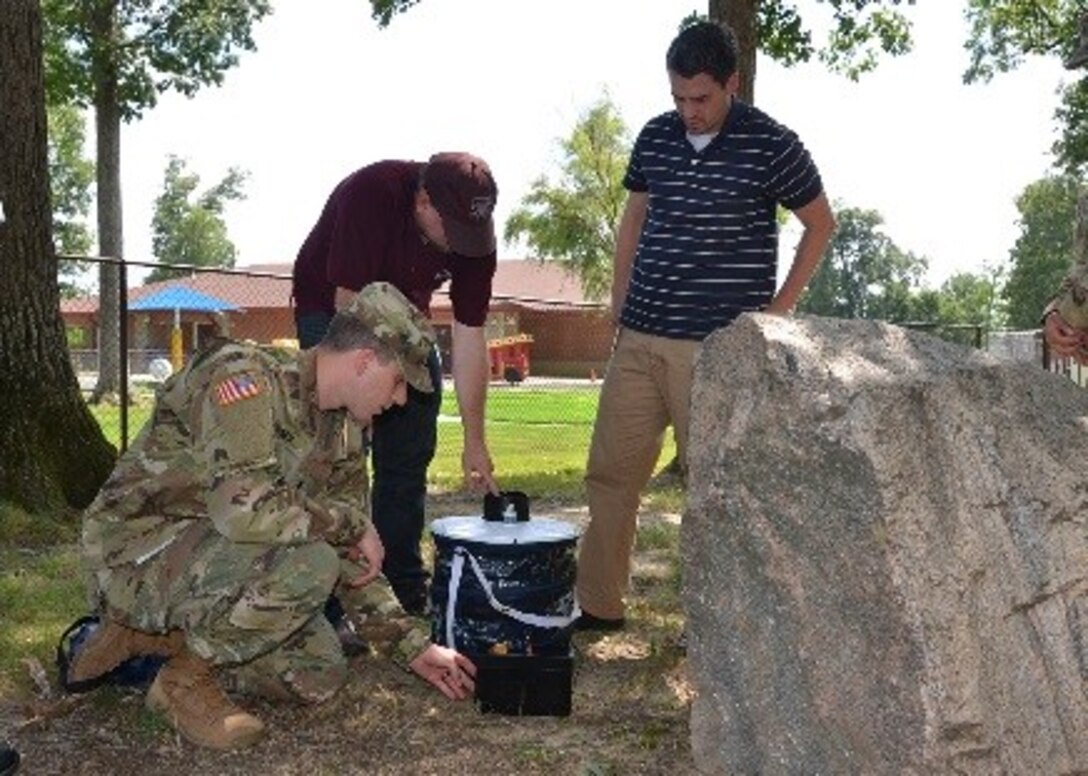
[{"xmin": 83, "ymin": 293, "xmax": 432, "ymax": 704}]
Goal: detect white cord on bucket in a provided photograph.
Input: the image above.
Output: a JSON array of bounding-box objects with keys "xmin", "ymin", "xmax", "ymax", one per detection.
[{"xmin": 445, "ymin": 545, "xmax": 581, "ymax": 651}]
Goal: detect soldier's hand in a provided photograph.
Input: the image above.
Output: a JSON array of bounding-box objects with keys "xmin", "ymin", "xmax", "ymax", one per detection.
[
  {"xmin": 1044, "ymin": 310, "xmax": 1088, "ymax": 363},
  {"xmin": 346, "ymin": 524, "xmax": 384, "ymax": 588},
  {"xmin": 409, "ymin": 644, "xmax": 477, "ymax": 700}
]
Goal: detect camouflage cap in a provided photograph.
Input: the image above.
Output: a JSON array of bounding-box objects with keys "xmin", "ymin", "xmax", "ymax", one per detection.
[{"xmin": 336, "ymin": 282, "xmax": 437, "ymax": 393}]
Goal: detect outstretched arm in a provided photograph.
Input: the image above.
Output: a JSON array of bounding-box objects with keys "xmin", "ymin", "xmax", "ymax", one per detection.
[
  {"xmin": 611, "ymin": 191, "xmax": 649, "ymax": 324},
  {"xmin": 451, "ymin": 321, "xmax": 498, "ymax": 494},
  {"xmin": 765, "ymin": 193, "xmax": 836, "ymax": 315},
  {"xmin": 1044, "ymin": 309, "xmax": 1088, "ymax": 364},
  {"xmin": 409, "ymin": 644, "xmax": 477, "ymax": 701}
]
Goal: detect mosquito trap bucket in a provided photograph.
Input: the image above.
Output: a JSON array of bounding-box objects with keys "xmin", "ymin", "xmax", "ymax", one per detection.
[{"xmin": 430, "ymin": 492, "xmax": 580, "ymax": 715}]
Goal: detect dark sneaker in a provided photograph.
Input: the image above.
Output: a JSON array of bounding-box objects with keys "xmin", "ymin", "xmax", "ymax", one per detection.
[
  {"xmin": 324, "ymin": 596, "xmax": 368, "ymax": 657},
  {"xmin": 574, "ymin": 612, "xmax": 626, "ymax": 632},
  {"xmin": 332, "ymin": 616, "xmax": 369, "ymax": 658},
  {"xmin": 0, "ymin": 743, "xmax": 19, "ymax": 776}
]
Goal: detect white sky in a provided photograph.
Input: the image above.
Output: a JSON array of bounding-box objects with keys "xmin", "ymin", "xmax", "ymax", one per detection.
[{"xmin": 116, "ymin": 0, "xmax": 1071, "ymax": 289}]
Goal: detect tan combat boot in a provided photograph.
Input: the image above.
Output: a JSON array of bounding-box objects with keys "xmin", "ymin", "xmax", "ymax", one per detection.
[
  {"xmin": 69, "ymin": 620, "xmax": 185, "ymax": 683},
  {"xmin": 146, "ymin": 649, "xmax": 265, "ymax": 750}
]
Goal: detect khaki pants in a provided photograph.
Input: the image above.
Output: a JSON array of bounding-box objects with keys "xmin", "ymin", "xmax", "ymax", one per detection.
[{"xmin": 576, "ymin": 328, "xmax": 699, "ymax": 619}]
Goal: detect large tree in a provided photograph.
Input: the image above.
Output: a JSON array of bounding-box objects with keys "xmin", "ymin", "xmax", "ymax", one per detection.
[
  {"xmin": 48, "ymin": 103, "xmax": 95, "ymax": 296},
  {"xmin": 504, "ymin": 97, "xmax": 629, "ymax": 300},
  {"xmin": 1002, "ymin": 173, "xmax": 1084, "ymax": 328},
  {"xmin": 915, "ymin": 270, "xmax": 1004, "ymax": 347},
  {"xmin": 797, "ymin": 205, "xmax": 928, "ymax": 321},
  {"xmin": 798, "ymin": 205, "xmax": 1002, "ymax": 345},
  {"xmin": 369, "ymin": 1, "xmax": 917, "ymax": 103},
  {"xmin": 146, "ymin": 155, "xmax": 247, "ymax": 283},
  {"xmin": 0, "ymin": 0, "xmax": 116, "ymax": 514},
  {"xmin": 963, "ymin": 0, "xmax": 1087, "ymax": 175},
  {"xmin": 706, "ymin": 0, "xmax": 915, "ymax": 102},
  {"xmin": 934, "ymin": 270, "xmax": 1003, "ymax": 330},
  {"xmin": 42, "ymin": 0, "xmax": 271, "ymax": 401}
]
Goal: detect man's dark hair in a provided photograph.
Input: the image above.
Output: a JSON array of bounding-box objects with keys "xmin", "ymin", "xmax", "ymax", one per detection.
[
  {"xmin": 666, "ymin": 21, "xmax": 738, "ymax": 85},
  {"xmin": 320, "ymin": 313, "xmax": 396, "ymax": 365}
]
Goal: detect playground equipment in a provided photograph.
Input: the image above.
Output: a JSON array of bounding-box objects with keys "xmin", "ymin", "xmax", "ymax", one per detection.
[{"xmin": 487, "ymin": 333, "xmax": 533, "ymax": 384}]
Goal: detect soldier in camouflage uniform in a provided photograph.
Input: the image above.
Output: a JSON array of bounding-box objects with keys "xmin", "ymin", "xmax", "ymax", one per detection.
[
  {"xmin": 1043, "ymin": 193, "xmax": 1088, "ymax": 353},
  {"xmin": 72, "ymin": 282, "xmax": 476, "ymax": 751}
]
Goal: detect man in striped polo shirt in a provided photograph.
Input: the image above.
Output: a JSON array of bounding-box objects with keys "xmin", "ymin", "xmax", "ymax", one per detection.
[{"xmin": 575, "ymin": 20, "xmax": 836, "ymax": 630}]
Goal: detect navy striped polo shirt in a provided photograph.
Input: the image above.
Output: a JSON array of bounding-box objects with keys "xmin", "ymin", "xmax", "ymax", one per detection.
[{"xmin": 620, "ymin": 100, "xmax": 823, "ymax": 340}]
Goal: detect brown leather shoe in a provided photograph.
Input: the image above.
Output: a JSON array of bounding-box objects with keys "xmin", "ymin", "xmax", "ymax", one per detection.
[
  {"xmin": 146, "ymin": 650, "xmax": 265, "ymax": 750},
  {"xmin": 68, "ymin": 620, "xmax": 184, "ymax": 683}
]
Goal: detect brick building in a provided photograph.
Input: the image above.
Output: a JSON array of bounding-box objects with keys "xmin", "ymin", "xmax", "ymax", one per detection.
[{"xmin": 60, "ymin": 260, "xmax": 614, "ymax": 379}]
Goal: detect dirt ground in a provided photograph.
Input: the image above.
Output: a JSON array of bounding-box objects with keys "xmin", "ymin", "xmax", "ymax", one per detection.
[{"xmin": 1, "ymin": 495, "xmax": 698, "ymax": 775}]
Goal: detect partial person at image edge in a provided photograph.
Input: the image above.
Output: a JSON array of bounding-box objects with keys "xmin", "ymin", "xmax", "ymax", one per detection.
[{"xmin": 1041, "ymin": 192, "xmax": 1088, "ymax": 361}]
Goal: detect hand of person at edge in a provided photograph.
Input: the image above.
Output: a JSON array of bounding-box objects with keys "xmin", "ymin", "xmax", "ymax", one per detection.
[
  {"xmin": 1044, "ymin": 310, "xmax": 1088, "ymax": 364},
  {"xmin": 346, "ymin": 523, "xmax": 385, "ymax": 588},
  {"xmin": 462, "ymin": 439, "xmax": 499, "ymax": 495},
  {"xmin": 410, "ymin": 644, "xmax": 477, "ymax": 700}
]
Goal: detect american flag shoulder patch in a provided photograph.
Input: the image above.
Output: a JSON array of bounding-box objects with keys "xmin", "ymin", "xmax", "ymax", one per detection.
[{"xmin": 214, "ymin": 373, "xmax": 263, "ymax": 406}]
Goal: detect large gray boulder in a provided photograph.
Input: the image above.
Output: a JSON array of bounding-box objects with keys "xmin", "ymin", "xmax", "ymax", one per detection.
[{"xmin": 682, "ymin": 313, "xmax": 1088, "ymax": 775}]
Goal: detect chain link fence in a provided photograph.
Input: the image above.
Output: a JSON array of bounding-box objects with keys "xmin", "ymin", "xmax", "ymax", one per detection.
[
  {"xmin": 59, "ymin": 257, "xmax": 613, "ymax": 490},
  {"xmin": 63, "ymin": 257, "xmax": 1034, "ymax": 489},
  {"xmin": 897, "ymin": 321, "xmax": 985, "ymax": 349}
]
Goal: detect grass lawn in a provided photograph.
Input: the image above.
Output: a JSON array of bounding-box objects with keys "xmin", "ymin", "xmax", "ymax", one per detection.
[
  {"xmin": 88, "ymin": 404, "xmax": 153, "ymax": 450},
  {"xmin": 432, "ymin": 416, "xmax": 598, "ymax": 498},
  {"xmin": 0, "ymin": 547, "xmax": 85, "ymax": 696},
  {"xmin": 441, "ymin": 385, "xmax": 600, "ymax": 425},
  {"xmin": 0, "ymin": 506, "xmax": 85, "ymax": 698},
  {"xmin": 89, "ymin": 385, "xmax": 679, "ymax": 504},
  {"xmin": 437, "ymin": 385, "xmax": 679, "ymax": 508}
]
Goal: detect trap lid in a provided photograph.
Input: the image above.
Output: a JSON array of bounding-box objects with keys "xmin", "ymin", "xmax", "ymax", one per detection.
[{"xmin": 431, "ymin": 515, "xmax": 579, "ymax": 545}]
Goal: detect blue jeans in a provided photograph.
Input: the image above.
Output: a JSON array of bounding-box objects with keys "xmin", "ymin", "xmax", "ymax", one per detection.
[{"xmin": 296, "ymin": 311, "xmax": 442, "ymax": 612}]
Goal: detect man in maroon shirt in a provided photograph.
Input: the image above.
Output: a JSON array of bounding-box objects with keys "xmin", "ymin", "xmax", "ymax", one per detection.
[{"xmin": 293, "ymin": 153, "xmax": 500, "ymax": 615}]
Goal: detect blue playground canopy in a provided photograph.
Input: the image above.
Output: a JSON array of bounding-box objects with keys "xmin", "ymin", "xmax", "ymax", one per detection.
[{"xmin": 130, "ymin": 285, "xmax": 238, "ymax": 313}]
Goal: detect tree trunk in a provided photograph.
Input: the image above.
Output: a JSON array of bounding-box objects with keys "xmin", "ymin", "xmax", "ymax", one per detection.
[
  {"xmin": 710, "ymin": 0, "xmax": 757, "ymax": 104},
  {"xmin": 1076, "ymin": 190, "xmax": 1088, "ymax": 268},
  {"xmin": 90, "ymin": 0, "xmax": 122, "ymax": 402},
  {"xmin": 0, "ymin": 0, "xmax": 116, "ymax": 512}
]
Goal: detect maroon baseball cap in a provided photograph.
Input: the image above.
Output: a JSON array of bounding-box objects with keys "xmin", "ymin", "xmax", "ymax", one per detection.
[{"xmin": 422, "ymin": 152, "xmax": 498, "ymax": 258}]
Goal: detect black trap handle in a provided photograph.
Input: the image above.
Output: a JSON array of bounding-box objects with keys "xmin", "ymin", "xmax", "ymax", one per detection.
[{"xmin": 483, "ymin": 491, "xmax": 530, "ymax": 522}]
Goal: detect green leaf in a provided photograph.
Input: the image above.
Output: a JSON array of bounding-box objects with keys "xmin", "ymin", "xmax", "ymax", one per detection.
[
  {"xmin": 1001, "ymin": 172, "xmax": 1086, "ymax": 328},
  {"xmin": 148, "ymin": 155, "xmax": 248, "ymax": 281},
  {"xmin": 43, "ymin": 1, "xmax": 272, "ymax": 122},
  {"xmin": 503, "ymin": 95, "xmax": 631, "ymax": 301}
]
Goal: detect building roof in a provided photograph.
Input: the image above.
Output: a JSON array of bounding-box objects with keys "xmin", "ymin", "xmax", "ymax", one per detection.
[
  {"xmin": 60, "ymin": 259, "xmax": 599, "ymax": 314},
  {"xmin": 61, "ymin": 264, "xmax": 292, "ymax": 315},
  {"xmin": 129, "ymin": 285, "xmax": 239, "ymax": 312},
  {"xmin": 485, "ymin": 259, "xmax": 596, "ymax": 306}
]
